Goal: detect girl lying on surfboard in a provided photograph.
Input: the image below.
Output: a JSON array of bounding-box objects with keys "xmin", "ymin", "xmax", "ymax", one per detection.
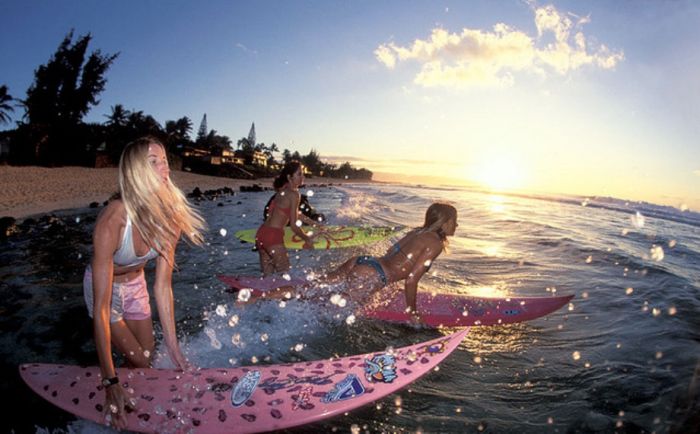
[
  {"xmin": 83, "ymin": 137, "xmax": 205, "ymax": 429},
  {"xmin": 255, "ymin": 160, "xmax": 322, "ymax": 275},
  {"xmin": 322, "ymin": 202, "xmax": 458, "ymax": 317}
]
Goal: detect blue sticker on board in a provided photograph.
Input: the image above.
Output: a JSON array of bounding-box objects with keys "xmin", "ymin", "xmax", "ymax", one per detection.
[
  {"xmin": 321, "ymin": 374, "xmax": 365, "ymax": 403},
  {"xmin": 231, "ymin": 370, "xmax": 261, "ymax": 407},
  {"xmin": 364, "ymin": 354, "xmax": 397, "ymax": 383},
  {"xmin": 503, "ymin": 309, "xmax": 521, "ymax": 316}
]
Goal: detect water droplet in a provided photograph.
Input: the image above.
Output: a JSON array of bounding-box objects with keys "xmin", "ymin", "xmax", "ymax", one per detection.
[
  {"xmin": 572, "ymin": 351, "xmax": 581, "ymax": 361},
  {"xmin": 295, "ymin": 220, "xmax": 302, "ymax": 227},
  {"xmin": 655, "ymin": 351, "xmax": 663, "ymax": 359},
  {"xmin": 215, "ymin": 305, "xmax": 227, "ymax": 317},
  {"xmin": 75, "ymin": 217, "xmax": 81, "ymax": 223},
  {"xmin": 232, "ymin": 333, "xmax": 242, "ymax": 346},
  {"xmin": 668, "ymin": 306, "xmax": 677, "ymax": 315},
  {"xmin": 260, "ymin": 333, "xmax": 269, "ymax": 342},
  {"xmin": 650, "ymin": 245, "xmax": 664, "ymax": 261},
  {"xmin": 294, "ymin": 343, "xmax": 305, "ymax": 352},
  {"xmin": 251, "ymin": 356, "xmax": 258, "ymax": 364},
  {"xmin": 228, "ymin": 315, "xmax": 239, "ymax": 327},
  {"xmin": 237, "ymin": 289, "xmax": 252, "ymax": 302},
  {"xmin": 631, "ymin": 211, "xmax": 645, "ymax": 229},
  {"xmin": 585, "ymin": 256, "xmax": 592, "ymax": 264},
  {"xmin": 652, "ymin": 308, "xmax": 661, "ymax": 317},
  {"xmin": 473, "ymin": 356, "xmax": 482, "ymax": 364},
  {"xmin": 625, "ymin": 287, "xmax": 633, "ymax": 295},
  {"xmin": 424, "ymin": 259, "xmax": 432, "ymax": 267},
  {"xmin": 345, "ymin": 314, "xmax": 356, "ymax": 325},
  {"xmin": 219, "ymin": 228, "xmax": 227, "ymax": 237},
  {"xmin": 307, "ymin": 190, "xmax": 314, "ymax": 197}
]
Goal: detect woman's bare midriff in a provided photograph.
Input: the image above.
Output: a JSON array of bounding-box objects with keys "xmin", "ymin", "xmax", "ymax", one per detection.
[{"xmin": 113, "ymin": 264, "xmax": 147, "ymax": 283}]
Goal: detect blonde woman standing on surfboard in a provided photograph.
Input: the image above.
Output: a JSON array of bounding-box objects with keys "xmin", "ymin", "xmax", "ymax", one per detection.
[{"xmin": 83, "ymin": 136, "xmax": 205, "ymax": 429}]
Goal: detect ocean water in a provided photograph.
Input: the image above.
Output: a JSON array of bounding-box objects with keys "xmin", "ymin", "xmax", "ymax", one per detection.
[{"xmin": 1, "ymin": 182, "xmax": 699, "ymax": 433}]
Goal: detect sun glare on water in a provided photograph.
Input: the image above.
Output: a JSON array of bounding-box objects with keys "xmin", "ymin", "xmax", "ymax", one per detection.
[{"xmin": 473, "ymin": 157, "xmax": 527, "ymax": 192}]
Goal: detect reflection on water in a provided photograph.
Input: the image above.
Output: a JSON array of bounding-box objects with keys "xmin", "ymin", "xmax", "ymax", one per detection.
[{"xmin": 1, "ymin": 183, "xmax": 700, "ymax": 433}]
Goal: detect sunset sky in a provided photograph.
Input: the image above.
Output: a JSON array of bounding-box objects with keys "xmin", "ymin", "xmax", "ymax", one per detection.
[{"xmin": 2, "ymin": 1, "xmax": 699, "ymax": 210}]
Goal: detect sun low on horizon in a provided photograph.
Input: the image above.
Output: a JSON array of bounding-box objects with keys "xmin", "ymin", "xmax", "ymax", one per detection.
[{"xmin": 469, "ymin": 156, "xmax": 530, "ymax": 193}]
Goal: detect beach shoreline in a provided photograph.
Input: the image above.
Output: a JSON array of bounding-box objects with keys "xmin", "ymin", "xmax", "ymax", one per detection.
[{"xmin": 0, "ymin": 165, "xmax": 366, "ymax": 220}]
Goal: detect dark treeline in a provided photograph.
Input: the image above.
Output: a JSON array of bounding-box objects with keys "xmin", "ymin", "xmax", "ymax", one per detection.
[{"xmin": 0, "ymin": 31, "xmax": 372, "ymax": 180}]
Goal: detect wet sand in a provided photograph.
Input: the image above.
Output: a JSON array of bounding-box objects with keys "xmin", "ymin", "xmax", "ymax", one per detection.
[{"xmin": 0, "ymin": 165, "xmax": 354, "ymax": 220}]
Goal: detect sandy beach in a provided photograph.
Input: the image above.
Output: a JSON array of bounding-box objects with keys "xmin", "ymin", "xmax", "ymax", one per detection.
[{"xmin": 0, "ymin": 165, "xmax": 349, "ymax": 220}]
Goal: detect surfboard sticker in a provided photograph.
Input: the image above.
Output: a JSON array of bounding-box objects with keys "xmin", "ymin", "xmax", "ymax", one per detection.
[
  {"xmin": 321, "ymin": 374, "xmax": 366, "ymax": 403},
  {"xmin": 364, "ymin": 354, "xmax": 397, "ymax": 383},
  {"xmin": 232, "ymin": 370, "xmax": 261, "ymax": 407},
  {"xmin": 235, "ymin": 225, "xmax": 402, "ymax": 250},
  {"xmin": 20, "ymin": 329, "xmax": 468, "ymax": 434}
]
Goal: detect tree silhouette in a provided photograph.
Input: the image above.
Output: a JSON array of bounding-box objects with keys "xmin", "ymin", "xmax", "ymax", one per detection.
[
  {"xmin": 104, "ymin": 104, "xmax": 129, "ymax": 128},
  {"xmin": 196, "ymin": 113, "xmax": 208, "ymax": 147},
  {"xmin": 0, "ymin": 85, "xmax": 15, "ymax": 125},
  {"xmin": 165, "ymin": 116, "xmax": 192, "ymax": 150},
  {"xmin": 22, "ymin": 30, "xmax": 118, "ymax": 164},
  {"xmin": 247, "ymin": 122, "xmax": 256, "ymax": 147}
]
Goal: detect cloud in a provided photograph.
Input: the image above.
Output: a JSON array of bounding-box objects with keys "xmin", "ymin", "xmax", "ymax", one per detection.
[
  {"xmin": 374, "ymin": 4, "xmax": 623, "ymax": 88},
  {"xmin": 235, "ymin": 43, "xmax": 258, "ymax": 55}
]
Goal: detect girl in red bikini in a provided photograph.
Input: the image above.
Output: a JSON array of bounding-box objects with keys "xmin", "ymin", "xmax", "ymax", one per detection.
[{"xmin": 255, "ymin": 160, "xmax": 319, "ymax": 275}]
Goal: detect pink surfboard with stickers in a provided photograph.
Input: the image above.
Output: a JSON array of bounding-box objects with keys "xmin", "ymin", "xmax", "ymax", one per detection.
[
  {"xmin": 362, "ymin": 292, "xmax": 574, "ymax": 327},
  {"xmin": 20, "ymin": 330, "xmax": 467, "ymax": 434}
]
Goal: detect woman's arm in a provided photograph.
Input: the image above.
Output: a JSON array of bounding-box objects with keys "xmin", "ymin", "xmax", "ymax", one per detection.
[
  {"xmin": 153, "ymin": 231, "xmax": 190, "ymax": 370},
  {"xmin": 91, "ymin": 205, "xmax": 129, "ymax": 429},
  {"xmin": 403, "ymin": 235, "xmax": 443, "ymax": 314},
  {"xmin": 288, "ymin": 192, "xmax": 315, "ymax": 248}
]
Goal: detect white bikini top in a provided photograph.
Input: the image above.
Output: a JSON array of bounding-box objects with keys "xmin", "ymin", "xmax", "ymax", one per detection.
[{"xmin": 113, "ymin": 215, "xmax": 159, "ymax": 267}]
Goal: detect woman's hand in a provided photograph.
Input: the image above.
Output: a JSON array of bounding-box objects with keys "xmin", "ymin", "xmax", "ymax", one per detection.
[
  {"xmin": 169, "ymin": 345, "xmax": 195, "ymax": 372},
  {"xmin": 410, "ymin": 311, "xmax": 424, "ymax": 325},
  {"xmin": 104, "ymin": 383, "xmax": 130, "ymax": 430}
]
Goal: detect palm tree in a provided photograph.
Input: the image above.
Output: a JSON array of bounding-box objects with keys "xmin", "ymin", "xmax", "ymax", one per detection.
[
  {"xmin": 104, "ymin": 104, "xmax": 130, "ymax": 127},
  {"xmin": 0, "ymin": 85, "xmax": 15, "ymax": 124}
]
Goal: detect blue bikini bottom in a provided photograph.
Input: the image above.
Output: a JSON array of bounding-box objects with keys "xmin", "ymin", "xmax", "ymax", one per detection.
[{"xmin": 355, "ymin": 255, "xmax": 388, "ymax": 286}]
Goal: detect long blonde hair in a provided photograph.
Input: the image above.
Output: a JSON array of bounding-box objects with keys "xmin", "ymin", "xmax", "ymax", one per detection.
[{"xmin": 119, "ymin": 137, "xmax": 205, "ymax": 256}]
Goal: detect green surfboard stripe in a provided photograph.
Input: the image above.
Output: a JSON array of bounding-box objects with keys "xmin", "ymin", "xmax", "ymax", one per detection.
[{"xmin": 235, "ymin": 225, "xmax": 402, "ymax": 250}]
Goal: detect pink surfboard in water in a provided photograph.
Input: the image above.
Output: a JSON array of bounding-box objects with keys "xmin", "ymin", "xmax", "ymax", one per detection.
[
  {"xmin": 362, "ymin": 292, "xmax": 574, "ymax": 327},
  {"xmin": 218, "ymin": 274, "xmax": 307, "ymax": 292},
  {"xmin": 20, "ymin": 330, "xmax": 467, "ymax": 434}
]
